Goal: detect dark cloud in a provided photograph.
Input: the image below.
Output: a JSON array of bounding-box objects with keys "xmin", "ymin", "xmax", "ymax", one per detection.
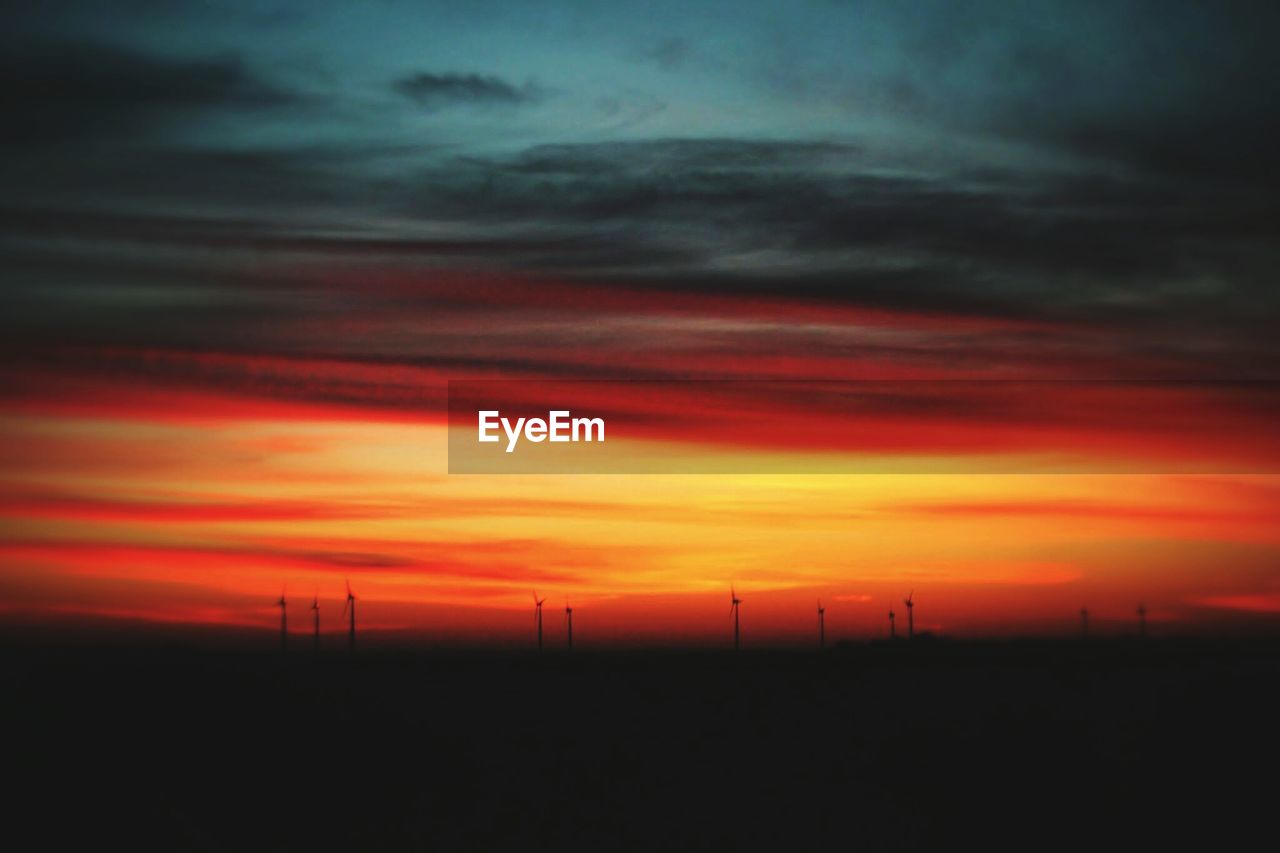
[
  {"xmin": 739, "ymin": 2, "xmax": 1280, "ymax": 189},
  {"xmin": 4, "ymin": 133, "xmax": 1277, "ymax": 363},
  {"xmin": 377, "ymin": 139, "xmax": 1277, "ymax": 329},
  {"xmin": 1, "ymin": 4, "xmax": 1278, "ymax": 391},
  {"xmin": 392, "ymin": 72, "xmax": 542, "ymax": 107},
  {"xmin": 930, "ymin": 3, "xmax": 1279, "ymax": 186},
  {"xmin": 642, "ymin": 37, "xmax": 692, "ymax": 71},
  {"xmin": 0, "ymin": 39, "xmax": 296, "ymax": 147}
]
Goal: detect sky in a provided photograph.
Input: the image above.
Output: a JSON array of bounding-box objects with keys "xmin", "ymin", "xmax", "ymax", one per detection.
[{"xmin": 2, "ymin": 0, "xmax": 1279, "ymax": 645}]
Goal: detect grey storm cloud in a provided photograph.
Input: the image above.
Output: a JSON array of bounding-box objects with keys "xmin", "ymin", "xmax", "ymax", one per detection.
[
  {"xmin": 0, "ymin": 39, "xmax": 296, "ymax": 147},
  {"xmin": 4, "ymin": 134, "xmax": 1276, "ymax": 342},
  {"xmin": 2, "ymin": 1, "xmax": 1280, "ymax": 392},
  {"xmin": 392, "ymin": 72, "xmax": 543, "ymax": 107}
]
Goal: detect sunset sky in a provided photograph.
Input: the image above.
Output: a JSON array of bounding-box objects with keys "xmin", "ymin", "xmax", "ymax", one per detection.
[{"xmin": 2, "ymin": 1, "xmax": 1279, "ymax": 645}]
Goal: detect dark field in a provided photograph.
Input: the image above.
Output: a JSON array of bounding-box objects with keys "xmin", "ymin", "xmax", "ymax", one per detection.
[{"xmin": 5, "ymin": 637, "xmax": 1277, "ymax": 851}]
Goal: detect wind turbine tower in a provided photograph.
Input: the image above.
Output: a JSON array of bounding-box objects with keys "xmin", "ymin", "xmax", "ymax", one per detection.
[
  {"xmin": 341, "ymin": 579, "xmax": 356, "ymax": 655},
  {"xmin": 817, "ymin": 600, "xmax": 825, "ymax": 649},
  {"xmin": 730, "ymin": 587, "xmax": 742, "ymax": 650},
  {"xmin": 889, "ymin": 607, "xmax": 896, "ymax": 639},
  {"xmin": 565, "ymin": 600, "xmax": 573, "ymax": 651},
  {"xmin": 277, "ymin": 589, "xmax": 287, "ymax": 652},
  {"xmin": 904, "ymin": 591, "xmax": 914, "ymax": 640},
  {"xmin": 311, "ymin": 595, "xmax": 320, "ymax": 653},
  {"xmin": 533, "ymin": 591, "xmax": 546, "ymax": 651}
]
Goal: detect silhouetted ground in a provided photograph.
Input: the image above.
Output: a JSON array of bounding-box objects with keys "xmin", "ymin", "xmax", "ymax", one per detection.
[{"xmin": 4, "ymin": 636, "xmax": 1278, "ymax": 851}]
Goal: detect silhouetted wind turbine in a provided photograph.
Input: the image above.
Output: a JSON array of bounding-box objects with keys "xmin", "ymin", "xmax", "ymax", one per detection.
[
  {"xmin": 817, "ymin": 600, "xmax": 825, "ymax": 649},
  {"xmin": 533, "ymin": 591, "xmax": 545, "ymax": 651},
  {"xmin": 1137, "ymin": 603, "xmax": 1147, "ymax": 639},
  {"xmin": 311, "ymin": 594, "xmax": 320, "ymax": 653},
  {"xmin": 888, "ymin": 606, "xmax": 896, "ymax": 639},
  {"xmin": 341, "ymin": 579, "xmax": 356, "ymax": 655},
  {"xmin": 277, "ymin": 587, "xmax": 287, "ymax": 652},
  {"xmin": 564, "ymin": 599, "xmax": 573, "ymax": 651},
  {"xmin": 1080, "ymin": 606, "xmax": 1089, "ymax": 638},
  {"xmin": 730, "ymin": 586, "xmax": 741, "ymax": 650},
  {"xmin": 904, "ymin": 591, "xmax": 914, "ymax": 640}
]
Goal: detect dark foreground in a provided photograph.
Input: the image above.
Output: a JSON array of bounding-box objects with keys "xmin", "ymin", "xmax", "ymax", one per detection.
[{"xmin": 5, "ymin": 637, "xmax": 1278, "ymax": 851}]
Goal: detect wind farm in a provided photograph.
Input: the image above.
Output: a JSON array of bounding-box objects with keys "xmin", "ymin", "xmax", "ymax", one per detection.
[
  {"xmin": 9, "ymin": 547, "xmax": 1264, "ymax": 853},
  {"xmin": 4, "ymin": 564, "xmax": 1277, "ymax": 853},
  {"xmin": 253, "ymin": 582, "xmax": 1188, "ymax": 655}
]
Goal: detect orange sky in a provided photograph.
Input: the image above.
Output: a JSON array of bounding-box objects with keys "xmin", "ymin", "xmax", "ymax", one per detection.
[
  {"xmin": 2, "ymin": 348, "xmax": 1278, "ymax": 645},
  {"xmin": 5, "ymin": 1, "xmax": 1280, "ymax": 649}
]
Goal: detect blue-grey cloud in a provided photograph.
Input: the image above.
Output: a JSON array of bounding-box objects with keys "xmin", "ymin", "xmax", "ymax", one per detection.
[
  {"xmin": 393, "ymin": 72, "xmax": 542, "ymax": 107},
  {"xmin": 2, "ymin": 0, "xmax": 1279, "ymax": 390},
  {"xmin": 0, "ymin": 39, "xmax": 296, "ymax": 147}
]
